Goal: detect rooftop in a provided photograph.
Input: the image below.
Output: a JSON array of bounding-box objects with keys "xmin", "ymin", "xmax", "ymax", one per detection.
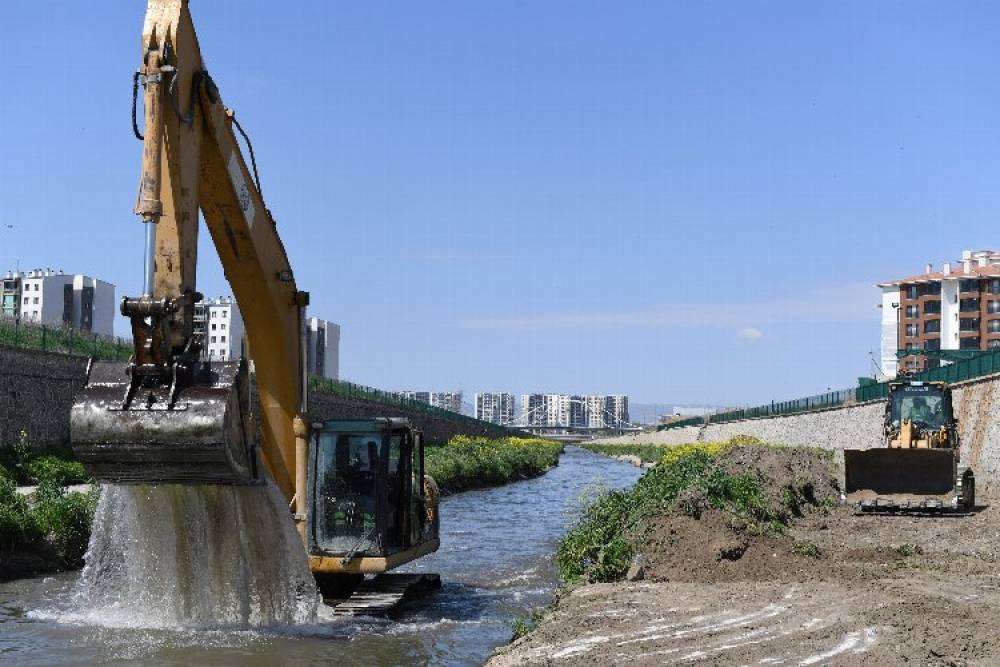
[{"xmin": 878, "ymin": 250, "xmax": 1000, "ymax": 287}]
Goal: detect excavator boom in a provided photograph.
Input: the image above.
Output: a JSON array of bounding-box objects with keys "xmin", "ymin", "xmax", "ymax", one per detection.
[{"xmin": 71, "ymin": 0, "xmax": 309, "ymax": 535}]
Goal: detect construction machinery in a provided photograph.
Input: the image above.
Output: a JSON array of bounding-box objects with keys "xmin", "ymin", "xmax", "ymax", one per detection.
[
  {"xmin": 844, "ymin": 380, "xmax": 974, "ymax": 512},
  {"xmin": 70, "ymin": 0, "xmax": 438, "ymax": 608}
]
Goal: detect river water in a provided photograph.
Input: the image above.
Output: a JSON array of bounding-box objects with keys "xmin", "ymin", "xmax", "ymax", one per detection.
[{"xmin": 0, "ymin": 447, "xmax": 641, "ymax": 666}]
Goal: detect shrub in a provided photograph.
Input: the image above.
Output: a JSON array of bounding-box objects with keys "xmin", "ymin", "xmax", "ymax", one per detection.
[
  {"xmin": 425, "ymin": 436, "xmax": 563, "ymax": 495},
  {"xmin": 0, "ymin": 476, "xmax": 41, "ymax": 550},
  {"xmin": 31, "ymin": 482, "xmax": 98, "ymax": 567},
  {"xmin": 25, "ymin": 456, "xmax": 90, "ymax": 487}
]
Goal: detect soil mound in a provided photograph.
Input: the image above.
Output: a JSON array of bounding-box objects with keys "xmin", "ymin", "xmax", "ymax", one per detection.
[{"xmin": 641, "ymin": 445, "xmax": 842, "ymax": 583}]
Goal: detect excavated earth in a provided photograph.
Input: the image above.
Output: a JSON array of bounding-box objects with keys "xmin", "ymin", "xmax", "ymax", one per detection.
[{"xmin": 489, "ymin": 447, "xmax": 1000, "ymax": 666}]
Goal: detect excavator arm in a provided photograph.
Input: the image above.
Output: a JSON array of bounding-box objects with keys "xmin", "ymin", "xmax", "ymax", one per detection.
[{"xmin": 72, "ymin": 0, "xmax": 310, "ymax": 536}]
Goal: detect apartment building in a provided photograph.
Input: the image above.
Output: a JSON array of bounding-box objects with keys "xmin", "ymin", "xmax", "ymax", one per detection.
[
  {"xmin": 305, "ymin": 317, "xmax": 340, "ymax": 380},
  {"xmin": 521, "ymin": 393, "xmax": 629, "ymax": 428},
  {"xmin": 400, "ymin": 391, "xmax": 464, "ymax": 414},
  {"xmin": 879, "ymin": 250, "xmax": 1000, "ymax": 377},
  {"xmin": 3, "ymin": 269, "xmax": 115, "ymax": 336},
  {"xmin": 194, "ymin": 297, "xmax": 245, "ymax": 362},
  {"xmin": 475, "ymin": 392, "xmax": 516, "ymax": 425}
]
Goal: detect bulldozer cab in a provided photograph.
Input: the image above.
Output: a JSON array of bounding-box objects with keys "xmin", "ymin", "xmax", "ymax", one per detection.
[
  {"xmin": 307, "ymin": 418, "xmax": 439, "ymax": 574},
  {"xmin": 887, "ymin": 382, "xmax": 951, "ymax": 433}
]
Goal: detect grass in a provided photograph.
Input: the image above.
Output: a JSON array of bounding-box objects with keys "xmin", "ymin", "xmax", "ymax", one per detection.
[
  {"xmin": 0, "ymin": 316, "xmax": 131, "ymax": 361},
  {"xmin": 579, "ymin": 443, "xmax": 669, "ymax": 463},
  {"xmin": 556, "ymin": 437, "xmax": 823, "ymax": 584},
  {"xmin": 426, "ymin": 435, "xmax": 564, "ymax": 495}
]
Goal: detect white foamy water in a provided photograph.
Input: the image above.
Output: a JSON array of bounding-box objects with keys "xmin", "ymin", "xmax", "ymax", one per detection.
[{"xmin": 57, "ymin": 478, "xmax": 318, "ymax": 629}]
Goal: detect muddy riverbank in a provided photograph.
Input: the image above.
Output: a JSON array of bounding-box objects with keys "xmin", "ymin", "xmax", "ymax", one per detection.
[{"xmin": 489, "ymin": 446, "xmax": 1000, "ymax": 665}]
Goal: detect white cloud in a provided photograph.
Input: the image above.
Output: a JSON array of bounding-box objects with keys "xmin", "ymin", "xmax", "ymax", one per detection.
[{"xmin": 737, "ymin": 327, "xmax": 763, "ymax": 340}]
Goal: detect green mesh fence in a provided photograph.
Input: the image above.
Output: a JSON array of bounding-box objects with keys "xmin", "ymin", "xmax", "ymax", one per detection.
[
  {"xmin": 659, "ymin": 349, "xmax": 1000, "ymax": 431},
  {"xmin": 0, "ymin": 317, "xmax": 131, "ymax": 361}
]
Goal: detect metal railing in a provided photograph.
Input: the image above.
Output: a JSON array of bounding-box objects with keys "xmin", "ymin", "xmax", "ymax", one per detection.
[
  {"xmin": 659, "ymin": 349, "xmax": 1000, "ymax": 431},
  {"xmin": 0, "ymin": 315, "xmax": 132, "ymax": 361}
]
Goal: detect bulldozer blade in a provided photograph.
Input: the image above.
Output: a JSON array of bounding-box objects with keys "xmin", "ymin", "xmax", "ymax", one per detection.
[
  {"xmin": 844, "ymin": 448, "xmax": 957, "ymax": 508},
  {"xmin": 71, "ymin": 359, "xmax": 258, "ymax": 485}
]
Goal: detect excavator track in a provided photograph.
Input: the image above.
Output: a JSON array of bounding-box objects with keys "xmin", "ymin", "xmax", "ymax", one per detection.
[{"xmin": 328, "ymin": 574, "xmax": 441, "ymax": 616}]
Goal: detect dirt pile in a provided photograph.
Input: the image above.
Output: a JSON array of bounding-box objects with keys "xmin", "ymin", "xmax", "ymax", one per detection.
[{"xmin": 639, "ymin": 445, "xmax": 841, "ymax": 583}]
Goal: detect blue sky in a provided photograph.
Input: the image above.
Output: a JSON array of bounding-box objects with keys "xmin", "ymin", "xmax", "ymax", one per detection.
[{"xmin": 1, "ymin": 2, "xmax": 998, "ymax": 406}]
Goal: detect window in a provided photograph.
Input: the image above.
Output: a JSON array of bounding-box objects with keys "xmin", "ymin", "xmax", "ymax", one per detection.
[
  {"xmin": 924, "ymin": 300, "xmax": 942, "ymax": 314},
  {"xmin": 219, "ymin": 351, "xmax": 227, "ymax": 360},
  {"xmin": 960, "ymin": 298, "xmax": 980, "ymax": 312},
  {"xmin": 220, "ymin": 323, "xmax": 226, "ymax": 330},
  {"xmin": 211, "ymin": 324, "xmax": 217, "ymax": 331},
  {"xmin": 960, "ymin": 318, "xmax": 980, "ymax": 332},
  {"xmin": 990, "ymin": 339, "xmax": 1000, "ymax": 349},
  {"xmin": 220, "ymin": 336, "xmax": 226, "ymax": 343},
  {"xmin": 924, "ymin": 320, "xmax": 940, "ymax": 334},
  {"xmin": 209, "ymin": 349, "xmax": 214, "ymax": 357},
  {"xmin": 989, "ymin": 301, "xmax": 1000, "ymax": 314},
  {"xmin": 989, "ymin": 320, "xmax": 1000, "ymax": 334},
  {"xmin": 925, "ymin": 338, "xmax": 941, "ymax": 351},
  {"xmin": 222, "ymin": 310, "xmax": 229, "ymax": 318},
  {"xmin": 961, "ymin": 279, "xmax": 980, "ymax": 293},
  {"xmin": 22, "ymin": 297, "xmax": 27, "ymax": 305},
  {"xmin": 961, "ymin": 337, "xmax": 981, "ymax": 350},
  {"xmin": 210, "ymin": 336, "xmax": 217, "ymax": 343},
  {"xmin": 905, "ymin": 323, "xmax": 918, "ymax": 337},
  {"xmin": 32, "ymin": 297, "xmax": 38, "ymax": 305},
  {"xmin": 210, "ymin": 311, "xmax": 216, "ymax": 318},
  {"xmin": 906, "ymin": 285, "xmax": 919, "ymax": 299},
  {"xmin": 991, "ymin": 279, "xmax": 1000, "ymax": 295},
  {"xmin": 905, "ymin": 305, "xmax": 919, "ymax": 318}
]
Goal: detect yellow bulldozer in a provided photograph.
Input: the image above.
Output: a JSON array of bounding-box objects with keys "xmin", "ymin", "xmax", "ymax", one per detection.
[{"xmin": 844, "ymin": 380, "xmax": 974, "ymax": 512}]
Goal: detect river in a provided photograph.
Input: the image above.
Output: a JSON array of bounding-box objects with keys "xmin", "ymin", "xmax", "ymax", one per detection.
[{"xmin": 0, "ymin": 447, "xmax": 642, "ymax": 666}]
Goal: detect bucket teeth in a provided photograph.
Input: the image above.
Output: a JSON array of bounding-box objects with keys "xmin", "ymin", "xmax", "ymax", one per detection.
[{"xmin": 71, "ymin": 359, "xmax": 259, "ymax": 485}]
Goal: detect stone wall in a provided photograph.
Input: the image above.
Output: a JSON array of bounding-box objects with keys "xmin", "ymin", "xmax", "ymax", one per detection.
[
  {"xmin": 308, "ymin": 391, "xmax": 519, "ymax": 443},
  {"xmin": 0, "ymin": 345, "xmax": 88, "ymax": 451},
  {"xmin": 598, "ymin": 373, "xmax": 1000, "ymax": 491},
  {"xmin": 0, "ymin": 345, "xmax": 518, "ymax": 452}
]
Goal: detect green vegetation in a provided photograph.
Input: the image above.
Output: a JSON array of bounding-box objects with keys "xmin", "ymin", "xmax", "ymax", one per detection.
[
  {"xmin": 0, "ymin": 432, "xmax": 98, "ymax": 578},
  {"xmin": 511, "ymin": 609, "xmax": 546, "ymax": 640},
  {"xmin": 580, "ymin": 443, "xmax": 669, "ymax": 463},
  {"xmin": 0, "ymin": 432, "xmax": 90, "ymax": 487},
  {"xmin": 425, "ymin": 435, "xmax": 563, "ymax": 495},
  {"xmin": 792, "ymin": 540, "xmax": 822, "ymax": 558},
  {"xmin": 0, "ymin": 316, "xmax": 131, "ymax": 360},
  {"xmin": 556, "ymin": 437, "xmax": 827, "ymax": 584}
]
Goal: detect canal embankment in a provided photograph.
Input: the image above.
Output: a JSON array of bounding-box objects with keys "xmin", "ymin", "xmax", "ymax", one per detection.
[{"xmin": 489, "ymin": 440, "xmax": 1000, "ymax": 665}]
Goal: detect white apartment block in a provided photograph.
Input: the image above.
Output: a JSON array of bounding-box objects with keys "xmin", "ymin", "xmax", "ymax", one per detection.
[
  {"xmin": 305, "ymin": 316, "xmax": 340, "ymax": 380},
  {"xmin": 4, "ymin": 269, "xmax": 115, "ymax": 336},
  {"xmin": 194, "ymin": 297, "xmax": 244, "ymax": 362},
  {"xmin": 400, "ymin": 391, "xmax": 464, "ymax": 414},
  {"xmin": 475, "ymin": 392, "xmax": 515, "ymax": 425},
  {"xmin": 879, "ymin": 250, "xmax": 1000, "ymax": 379},
  {"xmin": 521, "ymin": 393, "xmax": 629, "ymax": 428}
]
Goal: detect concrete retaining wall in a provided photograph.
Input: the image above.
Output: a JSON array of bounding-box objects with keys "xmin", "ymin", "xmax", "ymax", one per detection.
[
  {"xmin": 599, "ymin": 373, "xmax": 1000, "ymax": 491},
  {"xmin": 0, "ymin": 345, "xmax": 89, "ymax": 451},
  {"xmin": 0, "ymin": 345, "xmax": 516, "ymax": 452}
]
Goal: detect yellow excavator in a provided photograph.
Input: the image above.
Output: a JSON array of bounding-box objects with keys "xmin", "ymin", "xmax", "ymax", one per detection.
[{"xmin": 69, "ymin": 0, "xmax": 439, "ymax": 608}]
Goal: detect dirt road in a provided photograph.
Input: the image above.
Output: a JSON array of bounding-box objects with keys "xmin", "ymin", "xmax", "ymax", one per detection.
[{"xmin": 489, "ymin": 502, "xmax": 1000, "ymax": 665}]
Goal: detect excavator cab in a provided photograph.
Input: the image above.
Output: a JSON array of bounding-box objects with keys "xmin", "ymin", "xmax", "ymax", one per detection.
[{"xmin": 307, "ymin": 418, "xmax": 439, "ymax": 576}]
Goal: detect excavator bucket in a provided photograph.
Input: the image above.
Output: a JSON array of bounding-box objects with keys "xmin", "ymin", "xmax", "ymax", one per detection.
[
  {"xmin": 844, "ymin": 448, "xmax": 958, "ymax": 510},
  {"xmin": 71, "ymin": 359, "xmax": 258, "ymax": 484}
]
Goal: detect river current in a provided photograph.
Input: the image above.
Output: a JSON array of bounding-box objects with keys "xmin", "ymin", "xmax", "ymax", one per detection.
[{"xmin": 0, "ymin": 446, "xmax": 641, "ymax": 666}]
